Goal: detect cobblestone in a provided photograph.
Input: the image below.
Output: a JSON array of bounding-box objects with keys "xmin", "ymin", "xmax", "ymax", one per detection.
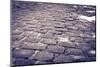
[
  {"xmin": 53, "ymin": 55, "xmax": 74, "ymax": 63},
  {"xmin": 58, "ymin": 42, "xmax": 76, "ymax": 48},
  {"xmin": 47, "ymin": 45, "xmax": 65, "ymax": 53},
  {"xmin": 22, "ymin": 42, "xmax": 47, "ymax": 50},
  {"xmin": 40, "ymin": 38, "xmax": 57, "ymax": 45},
  {"xmin": 29, "ymin": 51, "xmax": 54, "ymax": 61},
  {"xmin": 13, "ymin": 49, "xmax": 35, "ymax": 58},
  {"xmin": 11, "ymin": 1, "xmax": 96, "ymax": 66},
  {"xmin": 65, "ymin": 48, "xmax": 83, "ymax": 55}
]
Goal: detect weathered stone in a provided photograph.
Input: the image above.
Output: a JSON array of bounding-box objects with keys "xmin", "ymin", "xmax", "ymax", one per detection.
[
  {"xmin": 11, "ymin": 3, "xmax": 96, "ymax": 65},
  {"xmin": 22, "ymin": 42, "xmax": 47, "ymax": 50},
  {"xmin": 69, "ymin": 37, "xmax": 83, "ymax": 42},
  {"xmin": 26, "ymin": 20, "xmax": 38, "ymax": 24},
  {"xmin": 64, "ymin": 22, "xmax": 74, "ymax": 26},
  {"xmin": 50, "ymin": 30, "xmax": 63, "ymax": 35},
  {"xmin": 54, "ymin": 28, "xmax": 68, "ymax": 32},
  {"xmin": 23, "ymin": 31, "xmax": 40, "ymax": 37},
  {"xmin": 65, "ymin": 31, "xmax": 82, "ymax": 37},
  {"xmin": 53, "ymin": 55, "xmax": 74, "ymax": 63},
  {"xmin": 23, "ymin": 26, "xmax": 35, "ymax": 31},
  {"xmin": 40, "ymin": 33, "xmax": 54, "ymax": 39},
  {"xmin": 63, "ymin": 17, "xmax": 74, "ymax": 21},
  {"xmin": 38, "ymin": 29, "xmax": 48, "ymax": 34},
  {"xmin": 47, "ymin": 45, "xmax": 65, "ymax": 53},
  {"xmin": 11, "ymin": 41, "xmax": 22, "ymax": 48},
  {"xmin": 13, "ymin": 49, "xmax": 35, "ymax": 58},
  {"xmin": 12, "ymin": 34, "xmax": 24, "ymax": 41},
  {"xmin": 29, "ymin": 51, "xmax": 54, "ymax": 61},
  {"xmin": 72, "ymin": 55, "xmax": 84, "ymax": 60},
  {"xmin": 23, "ymin": 36, "xmax": 40, "ymax": 43},
  {"xmin": 53, "ymin": 23, "xmax": 65, "ymax": 28},
  {"xmin": 12, "ymin": 28, "xmax": 23, "ymax": 35},
  {"xmin": 13, "ymin": 58, "xmax": 35, "ymax": 66},
  {"xmin": 65, "ymin": 48, "xmax": 83, "ymax": 55},
  {"xmin": 77, "ymin": 43, "xmax": 91, "ymax": 52},
  {"xmin": 40, "ymin": 38, "xmax": 57, "ymax": 45},
  {"xmin": 67, "ymin": 26, "xmax": 78, "ymax": 30},
  {"xmin": 59, "ymin": 42, "xmax": 76, "ymax": 48},
  {"xmin": 35, "ymin": 61, "xmax": 53, "ymax": 64}
]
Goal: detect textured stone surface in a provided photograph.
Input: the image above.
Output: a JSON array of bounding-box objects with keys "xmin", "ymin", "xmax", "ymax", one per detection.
[
  {"xmin": 58, "ymin": 42, "xmax": 76, "ymax": 48},
  {"xmin": 47, "ymin": 45, "xmax": 65, "ymax": 53},
  {"xmin": 22, "ymin": 42, "xmax": 47, "ymax": 50},
  {"xmin": 40, "ymin": 38, "xmax": 57, "ymax": 45},
  {"xmin": 65, "ymin": 48, "xmax": 83, "ymax": 55},
  {"xmin": 13, "ymin": 49, "xmax": 35, "ymax": 58},
  {"xmin": 29, "ymin": 51, "xmax": 54, "ymax": 61},
  {"xmin": 11, "ymin": 1, "xmax": 96, "ymax": 66},
  {"xmin": 53, "ymin": 55, "xmax": 74, "ymax": 63},
  {"xmin": 13, "ymin": 58, "xmax": 35, "ymax": 66}
]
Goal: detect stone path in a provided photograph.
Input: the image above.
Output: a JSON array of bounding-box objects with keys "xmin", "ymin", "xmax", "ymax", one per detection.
[{"xmin": 11, "ymin": 1, "xmax": 96, "ymax": 66}]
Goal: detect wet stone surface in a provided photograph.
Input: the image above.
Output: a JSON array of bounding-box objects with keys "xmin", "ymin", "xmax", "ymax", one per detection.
[{"xmin": 11, "ymin": 1, "xmax": 96, "ymax": 66}]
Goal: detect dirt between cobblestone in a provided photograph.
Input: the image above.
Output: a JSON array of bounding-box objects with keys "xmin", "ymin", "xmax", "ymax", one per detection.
[{"xmin": 11, "ymin": 1, "xmax": 96, "ymax": 66}]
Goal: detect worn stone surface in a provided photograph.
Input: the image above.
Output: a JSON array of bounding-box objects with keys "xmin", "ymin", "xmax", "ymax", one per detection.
[
  {"xmin": 22, "ymin": 42, "xmax": 47, "ymax": 50},
  {"xmin": 65, "ymin": 48, "xmax": 83, "ymax": 55},
  {"xmin": 40, "ymin": 38, "xmax": 57, "ymax": 45},
  {"xmin": 29, "ymin": 51, "xmax": 54, "ymax": 61},
  {"xmin": 47, "ymin": 45, "xmax": 65, "ymax": 53},
  {"xmin": 58, "ymin": 42, "xmax": 76, "ymax": 48},
  {"xmin": 53, "ymin": 55, "xmax": 74, "ymax": 63},
  {"xmin": 13, "ymin": 49, "xmax": 35, "ymax": 58},
  {"xmin": 11, "ymin": 1, "xmax": 96, "ymax": 66}
]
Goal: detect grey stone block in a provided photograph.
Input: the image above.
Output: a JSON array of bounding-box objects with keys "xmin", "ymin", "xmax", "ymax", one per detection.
[
  {"xmin": 13, "ymin": 49, "xmax": 35, "ymax": 58},
  {"xmin": 47, "ymin": 45, "xmax": 65, "ymax": 53},
  {"xmin": 29, "ymin": 51, "xmax": 54, "ymax": 61},
  {"xmin": 35, "ymin": 61, "xmax": 53, "ymax": 64},
  {"xmin": 22, "ymin": 42, "xmax": 47, "ymax": 50},
  {"xmin": 11, "ymin": 41, "xmax": 23, "ymax": 48},
  {"xmin": 59, "ymin": 42, "xmax": 76, "ymax": 48},
  {"xmin": 40, "ymin": 38, "xmax": 57, "ymax": 45},
  {"xmin": 65, "ymin": 48, "xmax": 83, "ymax": 55},
  {"xmin": 53, "ymin": 55, "xmax": 74, "ymax": 63},
  {"xmin": 12, "ymin": 34, "xmax": 24, "ymax": 41},
  {"xmin": 40, "ymin": 33, "xmax": 54, "ymax": 39},
  {"xmin": 23, "ymin": 36, "xmax": 40, "ymax": 43},
  {"xmin": 12, "ymin": 28, "xmax": 23, "ymax": 35}
]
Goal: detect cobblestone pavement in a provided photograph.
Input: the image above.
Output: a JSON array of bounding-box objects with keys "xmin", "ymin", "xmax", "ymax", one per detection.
[{"xmin": 11, "ymin": 1, "xmax": 96, "ymax": 66}]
